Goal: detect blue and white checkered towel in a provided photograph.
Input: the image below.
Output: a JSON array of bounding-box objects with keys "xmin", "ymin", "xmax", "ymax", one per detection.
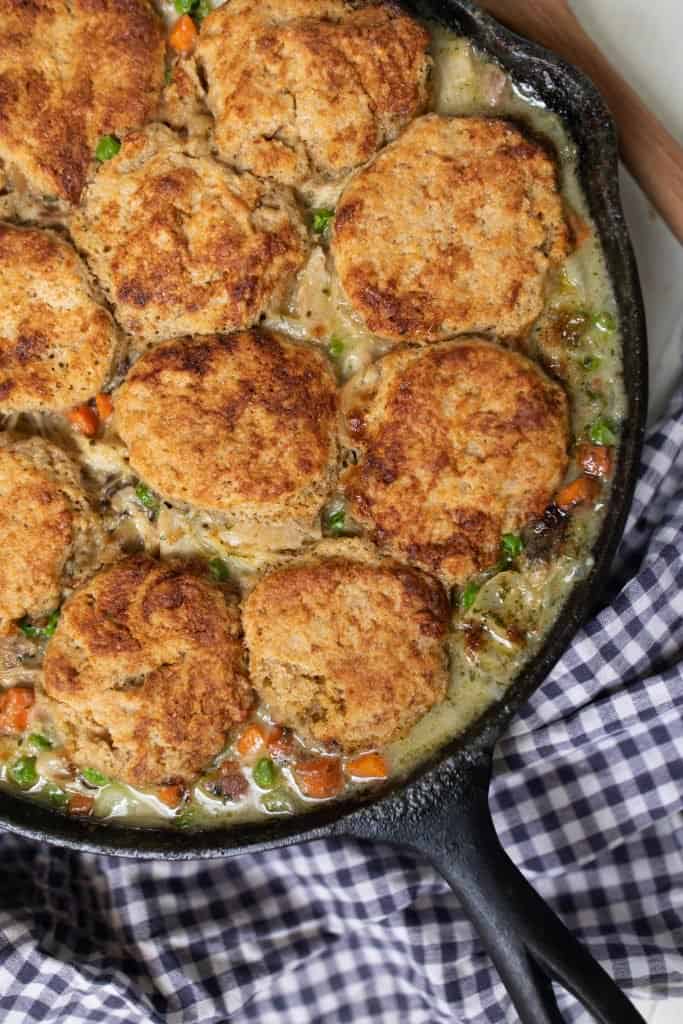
[{"xmin": 1, "ymin": 383, "xmax": 682, "ymax": 1024}]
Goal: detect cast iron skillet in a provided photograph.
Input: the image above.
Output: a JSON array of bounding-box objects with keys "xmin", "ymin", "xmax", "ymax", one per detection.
[{"xmin": 0, "ymin": 2, "xmax": 649, "ymax": 1021}]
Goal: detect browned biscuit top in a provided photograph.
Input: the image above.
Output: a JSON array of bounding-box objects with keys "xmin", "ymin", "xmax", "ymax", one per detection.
[
  {"xmin": 341, "ymin": 338, "xmax": 570, "ymax": 584},
  {"xmin": 0, "ymin": 223, "xmax": 119, "ymax": 412},
  {"xmin": 39, "ymin": 555, "xmax": 253, "ymax": 786},
  {"xmin": 0, "ymin": 0, "xmax": 165, "ymax": 204},
  {"xmin": 195, "ymin": 0, "xmax": 431, "ymax": 187},
  {"xmin": 114, "ymin": 329, "xmax": 339, "ymax": 518},
  {"xmin": 332, "ymin": 115, "xmax": 570, "ymax": 342},
  {"xmin": 243, "ymin": 539, "xmax": 450, "ymax": 752},
  {"xmin": 71, "ymin": 125, "xmax": 309, "ymax": 345},
  {"xmin": 0, "ymin": 436, "xmax": 102, "ymax": 629}
]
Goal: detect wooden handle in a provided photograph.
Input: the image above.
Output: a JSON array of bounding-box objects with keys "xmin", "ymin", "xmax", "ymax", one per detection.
[{"xmin": 479, "ymin": 0, "xmax": 683, "ymax": 245}]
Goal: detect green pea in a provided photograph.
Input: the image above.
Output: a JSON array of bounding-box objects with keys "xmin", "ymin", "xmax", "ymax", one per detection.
[
  {"xmin": 323, "ymin": 506, "xmax": 346, "ymax": 536},
  {"xmin": 253, "ymin": 757, "xmax": 278, "ymax": 790},
  {"xmin": 328, "ymin": 336, "xmax": 345, "ymax": 359},
  {"xmin": 589, "ymin": 416, "xmax": 617, "ymax": 446},
  {"xmin": 582, "ymin": 354, "xmax": 601, "ymax": 372},
  {"xmin": 208, "ymin": 558, "xmax": 230, "ymax": 582},
  {"xmin": 192, "ymin": 0, "xmax": 211, "ymax": 22},
  {"xmin": 261, "ymin": 789, "xmax": 294, "ymax": 814},
  {"xmin": 135, "ymin": 483, "xmax": 160, "ymax": 514},
  {"xmin": 500, "ymin": 533, "xmax": 523, "ymax": 561},
  {"xmin": 27, "ymin": 733, "xmax": 52, "ymax": 751},
  {"xmin": 18, "ymin": 619, "xmax": 41, "ymax": 639},
  {"xmin": 592, "ymin": 311, "xmax": 616, "ymax": 333},
  {"xmin": 95, "ymin": 135, "xmax": 121, "ymax": 162},
  {"xmin": 174, "ymin": 804, "xmax": 199, "ymax": 829},
  {"xmin": 18, "ymin": 608, "xmax": 60, "ymax": 641},
  {"xmin": 43, "ymin": 609, "xmax": 60, "ymax": 637},
  {"xmin": 81, "ymin": 767, "xmax": 108, "ymax": 788},
  {"xmin": 43, "ymin": 783, "xmax": 69, "ymax": 809},
  {"xmin": 312, "ymin": 208, "xmax": 334, "ymax": 234},
  {"xmin": 461, "ymin": 581, "xmax": 480, "ymax": 611},
  {"xmin": 9, "ymin": 756, "xmax": 38, "ymax": 789}
]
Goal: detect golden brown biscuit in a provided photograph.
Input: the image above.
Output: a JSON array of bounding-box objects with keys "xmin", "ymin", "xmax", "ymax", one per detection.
[
  {"xmin": 194, "ymin": 0, "xmax": 431, "ymax": 188},
  {"xmin": 71, "ymin": 125, "xmax": 308, "ymax": 346},
  {"xmin": 0, "ymin": 436, "xmax": 102, "ymax": 630},
  {"xmin": 160, "ymin": 61, "xmax": 212, "ymax": 139},
  {"xmin": 332, "ymin": 115, "xmax": 570, "ymax": 342},
  {"xmin": 341, "ymin": 339, "xmax": 570, "ymax": 584},
  {"xmin": 0, "ymin": 224, "xmax": 120, "ymax": 413},
  {"xmin": 114, "ymin": 330, "xmax": 338, "ymax": 522},
  {"xmin": 39, "ymin": 556, "xmax": 253, "ymax": 786},
  {"xmin": 0, "ymin": 0, "xmax": 164, "ymax": 204},
  {"xmin": 243, "ymin": 538, "xmax": 450, "ymax": 752}
]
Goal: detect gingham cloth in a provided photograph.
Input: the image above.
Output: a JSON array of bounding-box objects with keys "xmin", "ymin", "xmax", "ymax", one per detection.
[{"xmin": 1, "ymin": 384, "xmax": 682, "ymax": 1024}]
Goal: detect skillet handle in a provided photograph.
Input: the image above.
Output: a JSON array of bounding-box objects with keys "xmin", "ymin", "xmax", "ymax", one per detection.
[{"xmin": 343, "ymin": 748, "xmax": 646, "ymax": 1024}]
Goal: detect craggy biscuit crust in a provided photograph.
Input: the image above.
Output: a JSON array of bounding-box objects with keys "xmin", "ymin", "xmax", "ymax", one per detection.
[
  {"xmin": 243, "ymin": 538, "xmax": 450, "ymax": 752},
  {"xmin": 0, "ymin": 0, "xmax": 164, "ymax": 204},
  {"xmin": 40, "ymin": 556, "xmax": 253, "ymax": 786},
  {"xmin": 114, "ymin": 330, "xmax": 339, "ymax": 519},
  {"xmin": 341, "ymin": 339, "xmax": 570, "ymax": 584},
  {"xmin": 0, "ymin": 436, "xmax": 102, "ymax": 629},
  {"xmin": 332, "ymin": 115, "xmax": 570, "ymax": 342},
  {"xmin": 195, "ymin": 0, "xmax": 431, "ymax": 188},
  {"xmin": 71, "ymin": 126, "xmax": 308, "ymax": 345},
  {"xmin": 0, "ymin": 224, "xmax": 119, "ymax": 412}
]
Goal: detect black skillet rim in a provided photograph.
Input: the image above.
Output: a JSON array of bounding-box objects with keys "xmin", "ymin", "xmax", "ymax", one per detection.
[{"xmin": 0, "ymin": 0, "xmax": 648, "ymax": 859}]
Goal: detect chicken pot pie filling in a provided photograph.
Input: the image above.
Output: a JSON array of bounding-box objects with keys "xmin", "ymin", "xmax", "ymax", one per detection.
[{"xmin": 0, "ymin": 4, "xmax": 623, "ymax": 828}]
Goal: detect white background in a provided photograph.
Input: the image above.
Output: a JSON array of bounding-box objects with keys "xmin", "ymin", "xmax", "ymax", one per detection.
[
  {"xmin": 559, "ymin": 6, "xmax": 683, "ymax": 1020},
  {"xmin": 571, "ymin": 0, "xmax": 683, "ymax": 425}
]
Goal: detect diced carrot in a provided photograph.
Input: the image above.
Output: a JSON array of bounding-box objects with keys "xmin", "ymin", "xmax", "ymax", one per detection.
[
  {"xmin": 295, "ymin": 757, "xmax": 344, "ymax": 799},
  {"xmin": 157, "ymin": 784, "xmax": 184, "ymax": 808},
  {"xmin": 346, "ymin": 752, "xmax": 389, "ymax": 780},
  {"xmin": 236, "ymin": 722, "xmax": 268, "ymax": 760},
  {"xmin": 266, "ymin": 725, "xmax": 297, "ymax": 759},
  {"xmin": 556, "ymin": 475, "xmax": 600, "ymax": 512},
  {"xmin": 576, "ymin": 443, "xmax": 613, "ymax": 479},
  {"xmin": 169, "ymin": 14, "xmax": 197, "ymax": 53},
  {"xmin": 95, "ymin": 392, "xmax": 113, "ymax": 420},
  {"xmin": 66, "ymin": 404, "xmax": 99, "ymax": 437},
  {"xmin": 0, "ymin": 687, "xmax": 34, "ymax": 735},
  {"xmin": 68, "ymin": 793, "xmax": 95, "ymax": 816}
]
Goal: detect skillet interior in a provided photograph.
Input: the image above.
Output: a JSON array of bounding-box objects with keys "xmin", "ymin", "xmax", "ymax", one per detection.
[{"xmin": 0, "ymin": 0, "xmax": 647, "ymax": 859}]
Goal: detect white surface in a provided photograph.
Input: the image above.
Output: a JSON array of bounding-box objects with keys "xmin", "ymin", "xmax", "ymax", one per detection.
[
  {"xmin": 632, "ymin": 999, "xmax": 683, "ymax": 1024},
  {"xmin": 571, "ymin": 0, "xmax": 683, "ymax": 422},
  {"xmin": 570, "ymin": 3, "xmax": 683, "ymax": 1019}
]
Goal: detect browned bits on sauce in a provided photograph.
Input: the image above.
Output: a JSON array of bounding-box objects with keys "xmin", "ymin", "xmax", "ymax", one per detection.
[
  {"xmin": 577, "ymin": 443, "xmax": 613, "ymax": 479},
  {"xmin": 209, "ymin": 760, "xmax": 249, "ymax": 802},
  {"xmin": 68, "ymin": 793, "xmax": 95, "ymax": 816}
]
